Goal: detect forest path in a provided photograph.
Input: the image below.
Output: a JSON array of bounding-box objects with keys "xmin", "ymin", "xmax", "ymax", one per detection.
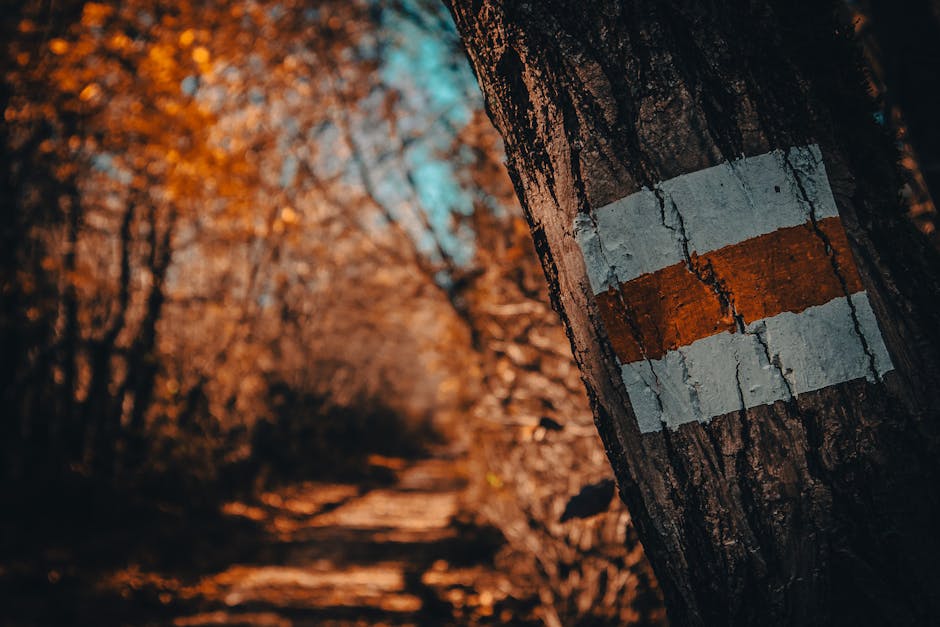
[{"xmin": 85, "ymin": 454, "xmax": 524, "ymax": 626}]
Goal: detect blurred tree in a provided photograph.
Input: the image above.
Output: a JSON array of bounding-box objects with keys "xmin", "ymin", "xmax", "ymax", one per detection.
[
  {"xmin": 849, "ymin": 0, "xmax": 939, "ymax": 246},
  {"xmin": 2, "ymin": 0, "xmax": 663, "ymax": 623},
  {"xmin": 3, "ymin": 0, "xmax": 260, "ymax": 479},
  {"xmin": 863, "ymin": 0, "xmax": 940, "ymax": 205},
  {"xmin": 448, "ymin": 0, "xmax": 940, "ymax": 624}
]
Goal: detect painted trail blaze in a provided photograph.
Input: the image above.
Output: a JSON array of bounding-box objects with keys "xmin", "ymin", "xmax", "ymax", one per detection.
[{"xmin": 575, "ymin": 145, "xmax": 894, "ymax": 433}]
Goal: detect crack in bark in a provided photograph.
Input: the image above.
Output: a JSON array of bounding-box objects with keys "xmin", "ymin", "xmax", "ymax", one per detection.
[
  {"xmin": 723, "ymin": 157, "xmax": 800, "ymax": 398},
  {"xmin": 729, "ymin": 363, "xmax": 777, "ymax": 609},
  {"xmin": 645, "ymin": 360, "xmax": 668, "ymax": 422},
  {"xmin": 782, "ymin": 148, "xmax": 881, "ymax": 381},
  {"xmin": 749, "ymin": 320, "xmax": 796, "ymax": 401},
  {"xmin": 653, "ymin": 185, "xmax": 799, "ymax": 418},
  {"xmin": 677, "ymin": 348, "xmax": 703, "ymax": 424},
  {"xmin": 733, "ymin": 360, "xmax": 748, "ymax": 414},
  {"xmin": 579, "ymin": 211, "xmax": 670, "ymax": 424},
  {"xmin": 654, "ymin": 187, "xmax": 747, "ymax": 335},
  {"xmin": 728, "ymin": 336, "xmax": 798, "ymax": 590}
]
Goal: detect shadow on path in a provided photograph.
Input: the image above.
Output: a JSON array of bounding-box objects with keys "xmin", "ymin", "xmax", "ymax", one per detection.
[{"xmin": 0, "ymin": 453, "xmax": 541, "ymax": 626}]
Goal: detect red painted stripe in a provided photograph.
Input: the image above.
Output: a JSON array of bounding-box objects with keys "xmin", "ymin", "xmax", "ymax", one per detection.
[{"xmin": 596, "ymin": 216, "xmax": 864, "ymax": 363}]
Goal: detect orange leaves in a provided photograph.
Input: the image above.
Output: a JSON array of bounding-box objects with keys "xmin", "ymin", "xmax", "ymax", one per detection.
[
  {"xmin": 191, "ymin": 46, "xmax": 211, "ymax": 65},
  {"xmin": 49, "ymin": 38, "xmax": 70, "ymax": 55},
  {"xmin": 79, "ymin": 83, "xmax": 102, "ymax": 103},
  {"xmin": 179, "ymin": 29, "xmax": 196, "ymax": 47},
  {"xmin": 144, "ymin": 43, "xmax": 185, "ymax": 91},
  {"xmin": 81, "ymin": 2, "xmax": 114, "ymax": 28},
  {"xmin": 108, "ymin": 33, "xmax": 133, "ymax": 52},
  {"xmin": 279, "ymin": 207, "xmax": 300, "ymax": 226}
]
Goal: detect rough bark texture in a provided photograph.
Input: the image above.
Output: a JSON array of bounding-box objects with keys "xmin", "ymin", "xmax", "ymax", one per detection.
[{"xmin": 445, "ymin": 1, "xmax": 940, "ymax": 625}]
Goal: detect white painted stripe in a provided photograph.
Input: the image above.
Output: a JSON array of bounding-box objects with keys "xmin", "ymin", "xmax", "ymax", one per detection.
[
  {"xmin": 622, "ymin": 292, "xmax": 894, "ymax": 433},
  {"xmin": 575, "ymin": 144, "xmax": 839, "ymax": 293}
]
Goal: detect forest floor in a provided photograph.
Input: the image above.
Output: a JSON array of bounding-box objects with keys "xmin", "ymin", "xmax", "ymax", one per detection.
[{"xmin": 0, "ymin": 452, "xmax": 541, "ymax": 626}]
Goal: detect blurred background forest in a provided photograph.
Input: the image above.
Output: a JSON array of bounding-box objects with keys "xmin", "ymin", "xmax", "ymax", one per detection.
[{"xmin": 0, "ymin": 0, "xmax": 936, "ymax": 625}]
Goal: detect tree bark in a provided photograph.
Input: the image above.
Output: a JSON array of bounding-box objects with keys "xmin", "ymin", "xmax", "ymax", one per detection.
[{"xmin": 446, "ymin": 1, "xmax": 940, "ymax": 625}]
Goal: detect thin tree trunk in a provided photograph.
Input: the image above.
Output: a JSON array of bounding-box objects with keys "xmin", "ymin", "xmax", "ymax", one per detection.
[
  {"xmin": 446, "ymin": 1, "xmax": 940, "ymax": 624},
  {"xmin": 866, "ymin": 0, "xmax": 940, "ymax": 204}
]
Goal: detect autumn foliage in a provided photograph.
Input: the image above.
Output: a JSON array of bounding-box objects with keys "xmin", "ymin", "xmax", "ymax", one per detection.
[{"xmin": 1, "ymin": 1, "xmax": 664, "ymax": 624}]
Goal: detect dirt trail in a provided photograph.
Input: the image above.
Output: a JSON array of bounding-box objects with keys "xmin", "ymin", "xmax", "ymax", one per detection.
[{"xmin": 6, "ymin": 454, "xmax": 534, "ymax": 626}]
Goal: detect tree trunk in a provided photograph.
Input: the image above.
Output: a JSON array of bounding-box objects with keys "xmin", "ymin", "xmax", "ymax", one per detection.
[
  {"xmin": 866, "ymin": 0, "xmax": 940, "ymax": 204},
  {"xmin": 446, "ymin": 1, "xmax": 940, "ymax": 624}
]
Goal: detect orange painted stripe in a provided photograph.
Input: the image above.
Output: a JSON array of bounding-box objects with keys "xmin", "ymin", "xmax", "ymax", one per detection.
[{"xmin": 597, "ymin": 216, "xmax": 864, "ymax": 363}]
